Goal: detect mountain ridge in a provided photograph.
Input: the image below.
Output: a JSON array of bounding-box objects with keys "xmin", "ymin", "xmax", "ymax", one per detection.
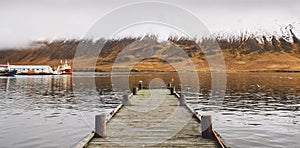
[{"xmin": 1, "ymin": 32, "xmax": 300, "ymax": 72}]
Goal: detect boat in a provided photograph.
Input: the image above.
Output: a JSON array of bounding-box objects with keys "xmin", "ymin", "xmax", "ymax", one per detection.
[
  {"xmin": 0, "ymin": 62, "xmax": 17, "ymax": 76},
  {"xmin": 54, "ymin": 60, "xmax": 72, "ymax": 75}
]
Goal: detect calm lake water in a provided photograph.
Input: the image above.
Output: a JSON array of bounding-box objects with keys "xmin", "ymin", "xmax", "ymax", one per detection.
[{"xmin": 0, "ymin": 72, "xmax": 299, "ymax": 147}]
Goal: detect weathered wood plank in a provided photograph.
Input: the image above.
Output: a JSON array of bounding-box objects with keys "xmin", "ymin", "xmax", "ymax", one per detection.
[
  {"xmin": 75, "ymin": 132, "xmax": 95, "ymax": 148},
  {"xmin": 87, "ymin": 89, "xmax": 219, "ymax": 147}
]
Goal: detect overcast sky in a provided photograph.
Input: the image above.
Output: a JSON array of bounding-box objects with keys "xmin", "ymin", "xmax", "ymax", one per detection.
[{"xmin": 0, "ymin": 0, "xmax": 300, "ymax": 49}]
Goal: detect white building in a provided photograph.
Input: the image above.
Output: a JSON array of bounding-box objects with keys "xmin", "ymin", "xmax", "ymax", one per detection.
[{"xmin": 10, "ymin": 65, "xmax": 54, "ymax": 75}]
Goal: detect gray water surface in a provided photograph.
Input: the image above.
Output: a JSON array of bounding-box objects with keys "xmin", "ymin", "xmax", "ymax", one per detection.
[{"xmin": 0, "ymin": 72, "xmax": 299, "ymax": 147}]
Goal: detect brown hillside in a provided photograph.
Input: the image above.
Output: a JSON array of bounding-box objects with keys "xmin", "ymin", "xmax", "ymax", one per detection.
[{"xmin": 0, "ymin": 32, "xmax": 300, "ymax": 72}]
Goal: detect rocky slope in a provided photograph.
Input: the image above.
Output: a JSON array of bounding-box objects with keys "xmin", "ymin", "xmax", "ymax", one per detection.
[{"xmin": 0, "ymin": 31, "xmax": 300, "ymax": 72}]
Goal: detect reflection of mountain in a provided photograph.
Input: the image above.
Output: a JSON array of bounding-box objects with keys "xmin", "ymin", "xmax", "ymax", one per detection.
[{"xmin": 0, "ymin": 32, "xmax": 300, "ymax": 72}]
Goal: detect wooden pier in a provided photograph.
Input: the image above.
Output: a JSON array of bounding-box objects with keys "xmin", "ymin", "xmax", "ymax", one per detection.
[{"xmin": 77, "ymin": 88, "xmax": 228, "ymax": 148}]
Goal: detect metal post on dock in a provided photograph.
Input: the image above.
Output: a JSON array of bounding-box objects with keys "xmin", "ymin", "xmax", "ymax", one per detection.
[
  {"xmin": 95, "ymin": 114, "xmax": 106, "ymax": 138},
  {"xmin": 138, "ymin": 80, "xmax": 143, "ymax": 89},
  {"xmin": 170, "ymin": 86, "xmax": 175, "ymax": 95},
  {"xmin": 167, "ymin": 83, "xmax": 171, "ymax": 89},
  {"xmin": 201, "ymin": 115, "xmax": 213, "ymax": 139},
  {"xmin": 133, "ymin": 87, "xmax": 138, "ymax": 95},
  {"xmin": 180, "ymin": 94, "xmax": 186, "ymax": 106}
]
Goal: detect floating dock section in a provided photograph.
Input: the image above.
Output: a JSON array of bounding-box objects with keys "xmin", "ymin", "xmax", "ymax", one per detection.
[{"xmin": 76, "ymin": 87, "xmax": 229, "ymax": 148}]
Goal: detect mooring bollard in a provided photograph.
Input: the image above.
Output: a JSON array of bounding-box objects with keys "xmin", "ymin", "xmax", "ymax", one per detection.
[
  {"xmin": 170, "ymin": 86, "xmax": 175, "ymax": 95},
  {"xmin": 167, "ymin": 83, "xmax": 172, "ymax": 89},
  {"xmin": 180, "ymin": 94, "xmax": 186, "ymax": 106},
  {"xmin": 122, "ymin": 94, "xmax": 129, "ymax": 105},
  {"xmin": 95, "ymin": 114, "xmax": 106, "ymax": 138},
  {"xmin": 201, "ymin": 115, "xmax": 213, "ymax": 139},
  {"xmin": 133, "ymin": 87, "xmax": 138, "ymax": 95},
  {"xmin": 138, "ymin": 80, "xmax": 143, "ymax": 90}
]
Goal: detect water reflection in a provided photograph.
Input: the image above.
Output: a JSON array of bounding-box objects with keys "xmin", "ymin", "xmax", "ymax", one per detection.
[
  {"xmin": 0, "ymin": 72, "xmax": 299, "ymax": 147},
  {"xmin": 0, "ymin": 75, "xmax": 75, "ymax": 112}
]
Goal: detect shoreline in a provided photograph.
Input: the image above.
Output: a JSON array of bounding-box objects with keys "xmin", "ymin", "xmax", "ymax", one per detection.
[{"xmin": 74, "ymin": 69, "xmax": 300, "ymax": 73}]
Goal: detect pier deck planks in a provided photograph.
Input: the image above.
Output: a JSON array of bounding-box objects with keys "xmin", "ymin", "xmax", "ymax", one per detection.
[{"xmin": 87, "ymin": 89, "xmax": 218, "ymax": 147}]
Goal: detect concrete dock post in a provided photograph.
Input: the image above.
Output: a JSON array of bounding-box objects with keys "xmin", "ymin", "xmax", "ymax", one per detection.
[
  {"xmin": 201, "ymin": 115, "xmax": 213, "ymax": 139},
  {"xmin": 138, "ymin": 80, "xmax": 143, "ymax": 90},
  {"xmin": 95, "ymin": 114, "xmax": 106, "ymax": 138},
  {"xmin": 170, "ymin": 86, "xmax": 175, "ymax": 95},
  {"xmin": 122, "ymin": 94, "xmax": 129, "ymax": 105},
  {"xmin": 180, "ymin": 94, "xmax": 186, "ymax": 106},
  {"xmin": 133, "ymin": 87, "xmax": 138, "ymax": 95}
]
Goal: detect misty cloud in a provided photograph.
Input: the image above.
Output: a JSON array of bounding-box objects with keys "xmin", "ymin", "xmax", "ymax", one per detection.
[{"xmin": 0, "ymin": 0, "xmax": 299, "ymax": 49}]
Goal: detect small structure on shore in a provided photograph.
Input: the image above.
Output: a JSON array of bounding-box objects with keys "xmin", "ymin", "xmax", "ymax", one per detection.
[
  {"xmin": 0, "ymin": 62, "xmax": 17, "ymax": 76},
  {"xmin": 3, "ymin": 60, "xmax": 72, "ymax": 75},
  {"xmin": 10, "ymin": 65, "xmax": 54, "ymax": 75}
]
